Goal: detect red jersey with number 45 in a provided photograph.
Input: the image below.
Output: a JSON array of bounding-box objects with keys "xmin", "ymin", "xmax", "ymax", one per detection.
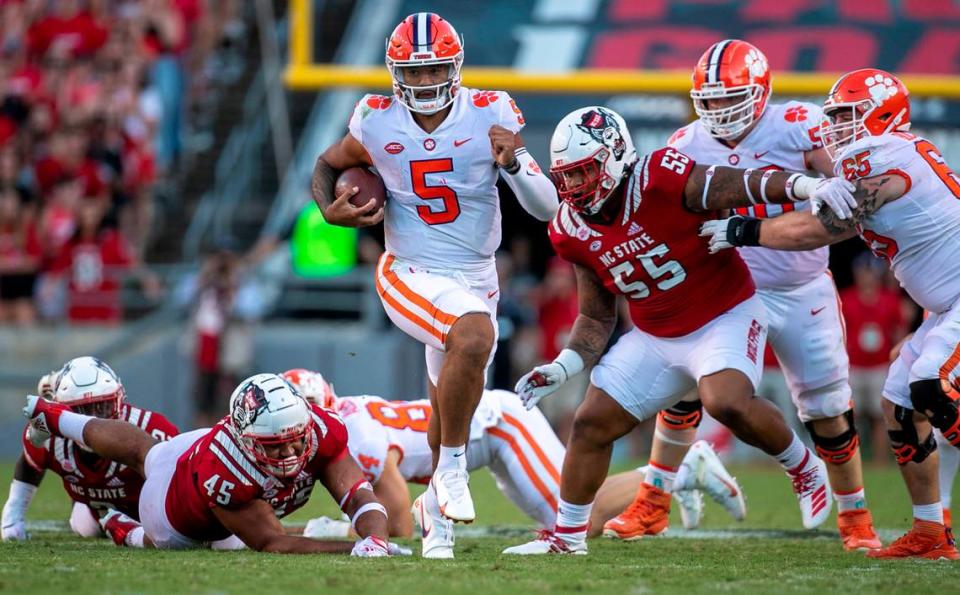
[
  {"xmin": 22, "ymin": 404, "xmax": 177, "ymax": 519},
  {"xmin": 549, "ymin": 147, "xmax": 755, "ymax": 337},
  {"xmin": 164, "ymin": 404, "xmax": 348, "ymax": 542},
  {"xmin": 834, "ymin": 133, "xmax": 960, "ymax": 313}
]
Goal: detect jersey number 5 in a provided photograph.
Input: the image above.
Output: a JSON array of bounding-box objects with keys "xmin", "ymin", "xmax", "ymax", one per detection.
[
  {"xmin": 609, "ymin": 243, "xmax": 687, "ymax": 299},
  {"xmin": 411, "ymin": 159, "xmax": 461, "ymax": 225}
]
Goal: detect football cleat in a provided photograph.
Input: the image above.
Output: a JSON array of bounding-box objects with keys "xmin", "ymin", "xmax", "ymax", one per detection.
[
  {"xmin": 501, "ymin": 530, "xmax": 587, "ymax": 555},
  {"xmin": 412, "ymin": 486, "xmax": 454, "ymax": 559},
  {"xmin": 837, "ymin": 509, "xmax": 882, "ymax": 551},
  {"xmin": 867, "ymin": 520, "xmax": 959, "ymax": 560},
  {"xmin": 673, "ymin": 490, "xmax": 705, "ymax": 530},
  {"xmin": 681, "ymin": 440, "xmax": 747, "ymax": 522},
  {"xmin": 433, "ymin": 469, "xmax": 475, "ymax": 523},
  {"xmin": 100, "ymin": 509, "xmax": 141, "ymax": 547},
  {"xmin": 945, "ymin": 508, "xmax": 952, "ymax": 529},
  {"xmin": 787, "ymin": 450, "xmax": 832, "ymax": 529},
  {"xmin": 602, "ymin": 483, "xmax": 670, "ymax": 540}
]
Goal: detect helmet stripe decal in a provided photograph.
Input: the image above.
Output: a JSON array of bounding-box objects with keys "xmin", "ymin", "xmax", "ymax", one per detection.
[
  {"xmin": 416, "ymin": 12, "xmax": 429, "ymax": 51},
  {"xmin": 707, "ymin": 39, "xmax": 733, "ymax": 84}
]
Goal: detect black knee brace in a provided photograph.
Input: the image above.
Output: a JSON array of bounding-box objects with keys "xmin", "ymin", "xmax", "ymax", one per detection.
[
  {"xmin": 910, "ymin": 379, "xmax": 960, "ymax": 446},
  {"xmin": 658, "ymin": 399, "xmax": 703, "ymax": 430},
  {"xmin": 888, "ymin": 404, "xmax": 938, "ymax": 465},
  {"xmin": 804, "ymin": 410, "xmax": 860, "ymax": 465}
]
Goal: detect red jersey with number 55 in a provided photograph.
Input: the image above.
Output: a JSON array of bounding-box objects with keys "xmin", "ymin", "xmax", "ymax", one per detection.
[
  {"xmin": 164, "ymin": 404, "xmax": 349, "ymax": 542},
  {"xmin": 22, "ymin": 404, "xmax": 177, "ymax": 519},
  {"xmin": 549, "ymin": 147, "xmax": 755, "ymax": 337},
  {"xmin": 348, "ymin": 88, "xmax": 526, "ymax": 272},
  {"xmin": 834, "ymin": 132, "xmax": 960, "ymax": 313}
]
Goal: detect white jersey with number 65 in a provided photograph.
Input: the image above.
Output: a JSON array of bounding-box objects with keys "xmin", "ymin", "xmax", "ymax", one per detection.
[{"xmin": 348, "ymin": 88, "xmax": 526, "ymax": 272}]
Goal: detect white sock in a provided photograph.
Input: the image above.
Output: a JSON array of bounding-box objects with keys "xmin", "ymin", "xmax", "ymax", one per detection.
[
  {"xmin": 835, "ymin": 487, "xmax": 867, "ymax": 512},
  {"xmin": 644, "ymin": 461, "xmax": 677, "ymax": 493},
  {"xmin": 437, "ymin": 444, "xmax": 467, "ymax": 472},
  {"xmin": 913, "ymin": 502, "xmax": 944, "ymax": 524},
  {"xmin": 555, "ymin": 499, "xmax": 592, "ymax": 545},
  {"xmin": 59, "ymin": 411, "xmax": 93, "ymax": 448},
  {"xmin": 937, "ymin": 432, "xmax": 960, "ymax": 509},
  {"xmin": 775, "ymin": 433, "xmax": 808, "ymax": 472},
  {"xmin": 125, "ymin": 526, "xmax": 146, "ymax": 548}
]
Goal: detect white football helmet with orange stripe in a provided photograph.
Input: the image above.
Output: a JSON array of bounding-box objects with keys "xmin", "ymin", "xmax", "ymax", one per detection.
[
  {"xmin": 691, "ymin": 39, "xmax": 772, "ymax": 140},
  {"xmin": 282, "ymin": 368, "xmax": 337, "ymax": 409}
]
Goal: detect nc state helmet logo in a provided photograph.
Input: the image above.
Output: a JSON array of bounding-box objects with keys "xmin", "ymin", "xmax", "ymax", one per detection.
[
  {"xmin": 864, "ymin": 74, "xmax": 899, "ymax": 104},
  {"xmin": 744, "ymin": 49, "xmax": 767, "ymax": 79},
  {"xmin": 232, "ymin": 382, "xmax": 268, "ymax": 430},
  {"xmin": 576, "ymin": 107, "xmax": 626, "ymax": 160}
]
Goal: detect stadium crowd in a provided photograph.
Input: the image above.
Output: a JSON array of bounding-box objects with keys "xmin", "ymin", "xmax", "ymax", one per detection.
[{"xmin": 0, "ymin": 0, "xmax": 243, "ymax": 325}]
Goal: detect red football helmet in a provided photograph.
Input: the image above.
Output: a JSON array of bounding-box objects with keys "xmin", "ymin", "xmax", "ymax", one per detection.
[
  {"xmin": 822, "ymin": 68, "xmax": 911, "ymax": 160},
  {"xmin": 385, "ymin": 12, "xmax": 463, "ymax": 114},
  {"xmin": 282, "ymin": 368, "xmax": 337, "ymax": 409},
  {"xmin": 691, "ymin": 40, "xmax": 772, "ymax": 140}
]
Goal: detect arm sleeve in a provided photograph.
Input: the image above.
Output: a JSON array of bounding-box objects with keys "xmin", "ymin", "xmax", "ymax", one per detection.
[{"xmin": 500, "ymin": 147, "xmax": 559, "ymax": 221}]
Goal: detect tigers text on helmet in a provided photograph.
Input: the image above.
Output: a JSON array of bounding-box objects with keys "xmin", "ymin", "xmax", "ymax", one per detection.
[
  {"xmin": 54, "ymin": 356, "xmax": 125, "ymax": 419},
  {"xmin": 385, "ymin": 12, "xmax": 463, "ymax": 115},
  {"xmin": 549, "ymin": 106, "xmax": 637, "ymax": 216},
  {"xmin": 228, "ymin": 373, "xmax": 317, "ymax": 479},
  {"xmin": 691, "ymin": 39, "xmax": 771, "ymax": 140},
  {"xmin": 281, "ymin": 368, "xmax": 337, "ymax": 409},
  {"xmin": 822, "ymin": 68, "xmax": 911, "ymax": 161}
]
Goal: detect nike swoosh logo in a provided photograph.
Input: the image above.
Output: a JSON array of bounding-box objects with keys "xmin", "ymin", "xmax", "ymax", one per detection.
[
  {"xmin": 487, "ymin": 289, "xmax": 499, "ymax": 299},
  {"xmin": 754, "ymin": 151, "xmax": 769, "ymax": 159},
  {"xmin": 452, "ymin": 452, "xmax": 465, "ymax": 458},
  {"xmin": 810, "ymin": 307, "xmax": 826, "ymax": 316},
  {"xmin": 712, "ymin": 471, "xmax": 738, "ymax": 497},
  {"xmin": 454, "ymin": 138, "xmax": 472, "ymax": 147}
]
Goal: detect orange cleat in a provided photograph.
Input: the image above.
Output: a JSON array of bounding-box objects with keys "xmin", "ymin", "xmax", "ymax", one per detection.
[
  {"xmin": 837, "ymin": 509, "xmax": 882, "ymax": 551},
  {"xmin": 866, "ymin": 519, "xmax": 959, "ymax": 560},
  {"xmin": 945, "ymin": 508, "xmax": 952, "ymax": 529},
  {"xmin": 602, "ymin": 483, "xmax": 670, "ymax": 541}
]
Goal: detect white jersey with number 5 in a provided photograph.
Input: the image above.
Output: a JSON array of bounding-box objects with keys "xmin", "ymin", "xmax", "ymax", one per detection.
[
  {"xmin": 836, "ymin": 132, "xmax": 960, "ymax": 313},
  {"xmin": 348, "ymin": 89, "xmax": 525, "ymax": 272},
  {"xmin": 669, "ymin": 101, "xmax": 828, "ymax": 290}
]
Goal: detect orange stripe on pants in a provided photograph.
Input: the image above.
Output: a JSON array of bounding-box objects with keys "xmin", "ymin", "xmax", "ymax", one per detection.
[
  {"xmin": 487, "ymin": 426, "xmax": 558, "ymax": 512},
  {"xmin": 381, "ymin": 254, "xmax": 459, "ymax": 327},
  {"xmin": 941, "ymin": 342, "xmax": 960, "ymax": 390},
  {"xmin": 375, "ymin": 255, "xmax": 450, "ymax": 344},
  {"xmin": 502, "ymin": 413, "xmax": 561, "ymax": 484}
]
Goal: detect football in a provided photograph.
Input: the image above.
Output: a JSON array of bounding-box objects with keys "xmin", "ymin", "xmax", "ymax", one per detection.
[{"xmin": 335, "ymin": 167, "xmax": 387, "ymax": 211}]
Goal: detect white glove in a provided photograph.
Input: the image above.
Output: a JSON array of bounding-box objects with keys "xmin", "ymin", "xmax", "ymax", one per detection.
[
  {"xmin": 350, "ymin": 535, "xmax": 390, "ymax": 557},
  {"xmin": 303, "ymin": 516, "xmax": 351, "ymax": 539},
  {"xmin": 808, "ymin": 177, "xmax": 857, "ymax": 219},
  {"xmin": 25, "ymin": 424, "xmax": 50, "ymax": 448},
  {"xmin": 37, "ymin": 370, "xmax": 59, "ymax": 399},
  {"xmin": 514, "ymin": 349, "xmax": 584, "ymax": 410},
  {"xmin": 2, "ymin": 479, "xmax": 36, "ymax": 541},
  {"xmin": 698, "ymin": 217, "xmax": 739, "ymax": 254},
  {"xmin": 387, "ymin": 542, "xmax": 413, "ymax": 556}
]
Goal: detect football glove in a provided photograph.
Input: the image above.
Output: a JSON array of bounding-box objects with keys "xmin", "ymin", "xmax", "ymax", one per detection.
[
  {"xmin": 698, "ymin": 216, "xmax": 761, "ymax": 254},
  {"xmin": 514, "ymin": 349, "xmax": 584, "ymax": 410},
  {"xmin": 350, "ymin": 535, "xmax": 390, "ymax": 557},
  {"xmin": 808, "ymin": 177, "xmax": 857, "ymax": 219}
]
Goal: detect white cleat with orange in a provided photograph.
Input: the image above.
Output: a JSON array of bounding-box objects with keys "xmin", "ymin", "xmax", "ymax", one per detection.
[
  {"xmin": 788, "ymin": 450, "xmax": 832, "ymax": 529},
  {"xmin": 681, "ymin": 440, "xmax": 747, "ymax": 522},
  {"xmin": 433, "ymin": 469, "xmax": 475, "ymax": 523},
  {"xmin": 412, "ymin": 485, "xmax": 455, "ymax": 559}
]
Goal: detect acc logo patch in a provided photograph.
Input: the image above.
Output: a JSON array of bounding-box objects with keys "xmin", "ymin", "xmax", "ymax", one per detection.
[{"xmin": 384, "ymin": 142, "xmax": 404, "ymax": 154}]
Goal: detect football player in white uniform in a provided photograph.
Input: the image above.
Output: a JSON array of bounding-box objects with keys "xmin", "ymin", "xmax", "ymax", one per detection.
[
  {"xmin": 701, "ymin": 68, "xmax": 960, "ymax": 560},
  {"xmin": 284, "ymin": 370, "xmax": 745, "ymax": 558},
  {"xmin": 310, "ymin": 13, "xmax": 558, "ymax": 556},
  {"xmin": 606, "ymin": 40, "xmax": 880, "ymax": 551}
]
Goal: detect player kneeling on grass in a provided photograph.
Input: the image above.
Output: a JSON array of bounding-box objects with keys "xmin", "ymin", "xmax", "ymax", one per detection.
[
  {"xmin": 22, "ymin": 372, "xmax": 403, "ymax": 556},
  {"xmin": 699, "ymin": 69, "xmax": 960, "ymax": 560},
  {"xmin": 2, "ymin": 357, "xmax": 178, "ymax": 547},
  {"xmin": 286, "ymin": 376, "xmax": 746, "ymax": 556},
  {"xmin": 503, "ymin": 105, "xmax": 852, "ymax": 556}
]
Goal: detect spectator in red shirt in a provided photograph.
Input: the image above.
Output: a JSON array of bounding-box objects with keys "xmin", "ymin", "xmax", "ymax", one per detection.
[
  {"xmin": 0, "ymin": 184, "xmax": 39, "ymax": 324},
  {"xmin": 49, "ymin": 198, "xmax": 159, "ymax": 324},
  {"xmin": 841, "ymin": 252, "xmax": 908, "ymax": 464}
]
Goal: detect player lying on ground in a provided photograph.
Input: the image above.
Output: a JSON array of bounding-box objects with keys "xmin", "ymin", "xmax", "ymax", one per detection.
[
  {"xmin": 503, "ymin": 105, "xmax": 852, "ymax": 555},
  {"xmin": 22, "ymin": 372, "xmax": 402, "ymax": 556},
  {"xmin": 311, "ymin": 12, "xmax": 559, "ymax": 557},
  {"xmin": 2, "ymin": 357, "xmax": 178, "ymax": 547},
  {"xmin": 699, "ymin": 68, "xmax": 960, "ymax": 560},
  {"xmin": 282, "ymin": 370, "xmax": 745, "ymax": 555},
  {"xmin": 609, "ymin": 39, "xmax": 879, "ymax": 551}
]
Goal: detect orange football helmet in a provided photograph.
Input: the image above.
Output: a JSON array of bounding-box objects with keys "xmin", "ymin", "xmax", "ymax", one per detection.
[
  {"xmin": 281, "ymin": 368, "xmax": 337, "ymax": 409},
  {"xmin": 691, "ymin": 39, "xmax": 772, "ymax": 140},
  {"xmin": 821, "ymin": 68, "xmax": 911, "ymax": 160},
  {"xmin": 385, "ymin": 12, "xmax": 463, "ymax": 114}
]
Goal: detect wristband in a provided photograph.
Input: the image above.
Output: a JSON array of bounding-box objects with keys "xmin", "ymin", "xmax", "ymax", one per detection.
[
  {"xmin": 728, "ymin": 217, "xmax": 763, "ymax": 247},
  {"xmin": 555, "ymin": 349, "xmax": 585, "ymax": 379},
  {"xmin": 351, "ymin": 502, "xmax": 388, "ymax": 529},
  {"xmin": 502, "ymin": 147, "xmax": 526, "ymax": 175},
  {"xmin": 790, "ymin": 175, "xmax": 818, "ymax": 200},
  {"xmin": 759, "ymin": 170, "xmax": 775, "ymax": 204},
  {"xmin": 700, "ymin": 165, "xmax": 717, "ymax": 211},
  {"xmin": 742, "ymin": 169, "xmax": 757, "ymax": 205},
  {"xmin": 784, "ymin": 173, "xmax": 803, "ymax": 202},
  {"xmin": 339, "ymin": 479, "xmax": 373, "ymax": 511}
]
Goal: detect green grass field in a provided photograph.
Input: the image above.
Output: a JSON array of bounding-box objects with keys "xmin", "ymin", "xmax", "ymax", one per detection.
[{"xmin": 2, "ymin": 461, "xmax": 959, "ymax": 594}]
